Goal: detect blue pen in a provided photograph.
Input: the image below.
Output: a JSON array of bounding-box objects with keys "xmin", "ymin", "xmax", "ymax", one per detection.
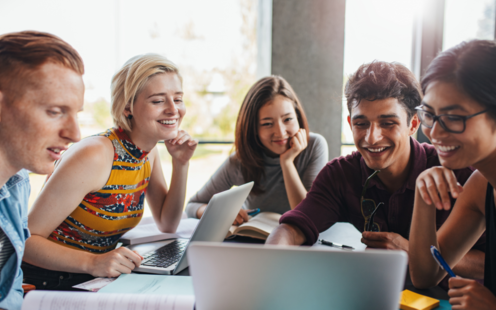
[
  {"xmin": 247, "ymin": 208, "xmax": 261, "ymax": 216},
  {"xmin": 430, "ymin": 245, "xmax": 456, "ymax": 278}
]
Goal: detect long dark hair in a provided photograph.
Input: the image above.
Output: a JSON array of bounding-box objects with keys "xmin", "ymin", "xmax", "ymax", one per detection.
[
  {"xmin": 234, "ymin": 76, "xmax": 309, "ymax": 194},
  {"xmin": 422, "ymin": 40, "xmax": 496, "ymax": 120}
]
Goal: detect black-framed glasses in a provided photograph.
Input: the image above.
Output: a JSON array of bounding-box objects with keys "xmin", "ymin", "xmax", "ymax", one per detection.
[
  {"xmin": 415, "ymin": 106, "xmax": 488, "ymax": 134},
  {"xmin": 361, "ymin": 170, "xmax": 383, "ymax": 232}
]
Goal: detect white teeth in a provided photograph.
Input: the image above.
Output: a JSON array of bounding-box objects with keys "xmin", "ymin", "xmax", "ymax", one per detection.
[
  {"xmin": 367, "ymin": 147, "xmax": 387, "ymax": 153},
  {"xmin": 159, "ymin": 120, "xmax": 176, "ymax": 125},
  {"xmin": 52, "ymin": 148, "xmax": 61, "ymax": 154},
  {"xmin": 437, "ymin": 145, "xmax": 459, "ymax": 152}
]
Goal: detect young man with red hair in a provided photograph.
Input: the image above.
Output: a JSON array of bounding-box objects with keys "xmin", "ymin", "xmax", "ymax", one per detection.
[{"xmin": 0, "ymin": 31, "xmax": 84, "ymax": 309}]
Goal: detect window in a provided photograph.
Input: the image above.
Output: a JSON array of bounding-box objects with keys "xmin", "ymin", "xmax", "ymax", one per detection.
[
  {"xmin": 341, "ymin": 0, "xmax": 417, "ymax": 155},
  {"xmin": 443, "ymin": 0, "xmax": 495, "ymax": 51},
  {"xmin": 0, "ymin": 0, "xmax": 257, "ymax": 214}
]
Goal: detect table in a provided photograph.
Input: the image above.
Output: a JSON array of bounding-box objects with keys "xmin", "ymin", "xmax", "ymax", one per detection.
[{"xmin": 131, "ymin": 236, "xmax": 449, "ymax": 301}]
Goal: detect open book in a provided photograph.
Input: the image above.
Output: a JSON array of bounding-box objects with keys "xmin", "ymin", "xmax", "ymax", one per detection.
[
  {"xmin": 22, "ymin": 291, "xmax": 194, "ymax": 310},
  {"xmin": 225, "ymin": 211, "xmax": 281, "ymax": 240}
]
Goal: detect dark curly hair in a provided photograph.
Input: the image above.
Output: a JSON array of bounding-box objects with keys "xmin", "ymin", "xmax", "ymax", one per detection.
[{"xmin": 345, "ymin": 61, "xmax": 422, "ymax": 122}]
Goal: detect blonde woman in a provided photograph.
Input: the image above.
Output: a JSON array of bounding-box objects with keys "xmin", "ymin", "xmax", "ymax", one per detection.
[{"xmin": 22, "ymin": 54, "xmax": 197, "ymax": 290}]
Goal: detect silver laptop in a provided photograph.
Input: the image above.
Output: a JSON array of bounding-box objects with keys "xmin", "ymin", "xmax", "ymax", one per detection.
[
  {"xmin": 132, "ymin": 182, "xmax": 253, "ymax": 275},
  {"xmin": 188, "ymin": 242, "xmax": 408, "ymax": 310}
]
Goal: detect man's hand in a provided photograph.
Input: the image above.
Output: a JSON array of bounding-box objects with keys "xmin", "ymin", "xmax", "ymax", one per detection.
[
  {"xmin": 448, "ymin": 277, "xmax": 496, "ymax": 310},
  {"xmin": 361, "ymin": 231, "xmax": 409, "ymax": 252}
]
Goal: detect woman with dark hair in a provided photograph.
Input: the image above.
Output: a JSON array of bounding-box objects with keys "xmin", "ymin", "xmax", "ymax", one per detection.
[
  {"xmin": 409, "ymin": 40, "xmax": 496, "ymax": 309},
  {"xmin": 185, "ymin": 76, "xmax": 328, "ymax": 224}
]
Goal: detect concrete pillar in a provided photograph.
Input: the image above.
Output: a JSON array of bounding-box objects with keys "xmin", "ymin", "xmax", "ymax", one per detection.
[{"xmin": 258, "ymin": 0, "xmax": 346, "ymax": 159}]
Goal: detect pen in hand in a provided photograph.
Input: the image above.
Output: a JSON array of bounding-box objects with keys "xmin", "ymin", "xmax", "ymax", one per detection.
[
  {"xmin": 319, "ymin": 239, "xmax": 354, "ymax": 250},
  {"xmin": 247, "ymin": 208, "xmax": 261, "ymax": 216},
  {"xmin": 430, "ymin": 245, "xmax": 456, "ymax": 278}
]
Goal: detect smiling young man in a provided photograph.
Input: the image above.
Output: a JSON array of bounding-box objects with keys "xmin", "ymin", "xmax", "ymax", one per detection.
[
  {"xmin": 266, "ymin": 61, "xmax": 484, "ymax": 284},
  {"xmin": 0, "ymin": 31, "xmax": 84, "ymax": 309}
]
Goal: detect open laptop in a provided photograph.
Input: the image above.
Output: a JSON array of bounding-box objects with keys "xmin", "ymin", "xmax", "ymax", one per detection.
[
  {"xmin": 188, "ymin": 242, "xmax": 408, "ymax": 310},
  {"xmin": 132, "ymin": 182, "xmax": 253, "ymax": 275}
]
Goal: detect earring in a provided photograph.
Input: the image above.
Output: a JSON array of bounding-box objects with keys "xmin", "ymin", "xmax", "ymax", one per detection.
[{"xmin": 127, "ymin": 114, "xmax": 133, "ymax": 120}]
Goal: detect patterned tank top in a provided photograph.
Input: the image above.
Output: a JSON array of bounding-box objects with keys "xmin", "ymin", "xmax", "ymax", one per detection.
[{"xmin": 49, "ymin": 128, "xmax": 151, "ymax": 253}]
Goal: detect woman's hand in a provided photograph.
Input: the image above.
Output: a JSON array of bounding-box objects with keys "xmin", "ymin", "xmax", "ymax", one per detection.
[
  {"xmin": 233, "ymin": 209, "xmax": 250, "ymax": 226},
  {"xmin": 416, "ymin": 166, "xmax": 464, "ymax": 210},
  {"xmin": 448, "ymin": 277, "xmax": 496, "ymax": 310},
  {"xmin": 164, "ymin": 129, "xmax": 198, "ymax": 165},
  {"xmin": 280, "ymin": 128, "xmax": 308, "ymax": 164},
  {"xmin": 88, "ymin": 247, "xmax": 143, "ymax": 278}
]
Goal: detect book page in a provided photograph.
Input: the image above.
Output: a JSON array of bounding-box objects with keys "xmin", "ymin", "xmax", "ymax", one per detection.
[
  {"xmin": 22, "ymin": 291, "xmax": 195, "ymax": 310},
  {"xmin": 234, "ymin": 212, "xmax": 281, "ymax": 238}
]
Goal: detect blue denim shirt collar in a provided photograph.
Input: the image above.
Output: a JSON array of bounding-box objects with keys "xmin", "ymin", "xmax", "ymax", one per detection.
[{"xmin": 0, "ymin": 172, "xmax": 25, "ymax": 201}]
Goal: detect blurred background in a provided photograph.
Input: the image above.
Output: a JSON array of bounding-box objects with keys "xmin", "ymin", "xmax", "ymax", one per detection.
[{"xmin": 0, "ymin": 0, "xmax": 494, "ymax": 215}]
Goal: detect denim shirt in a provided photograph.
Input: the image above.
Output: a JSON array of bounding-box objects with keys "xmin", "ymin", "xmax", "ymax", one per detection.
[{"xmin": 0, "ymin": 170, "xmax": 30, "ymax": 310}]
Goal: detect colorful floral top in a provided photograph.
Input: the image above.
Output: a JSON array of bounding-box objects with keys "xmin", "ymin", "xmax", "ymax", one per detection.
[{"xmin": 48, "ymin": 128, "xmax": 151, "ymax": 253}]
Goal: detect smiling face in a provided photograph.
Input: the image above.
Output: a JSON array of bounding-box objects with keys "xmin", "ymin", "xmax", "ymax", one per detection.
[
  {"xmin": 127, "ymin": 72, "xmax": 185, "ymax": 145},
  {"xmin": 0, "ymin": 62, "xmax": 84, "ymax": 175},
  {"xmin": 348, "ymin": 97, "xmax": 419, "ymax": 173},
  {"xmin": 422, "ymin": 81, "xmax": 496, "ymax": 170},
  {"xmin": 257, "ymin": 95, "xmax": 300, "ymax": 156}
]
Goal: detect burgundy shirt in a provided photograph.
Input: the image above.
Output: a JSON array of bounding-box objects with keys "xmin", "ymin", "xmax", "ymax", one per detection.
[{"xmin": 281, "ymin": 138, "xmax": 481, "ymax": 247}]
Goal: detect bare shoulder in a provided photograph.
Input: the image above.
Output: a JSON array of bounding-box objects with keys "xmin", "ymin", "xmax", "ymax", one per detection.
[
  {"xmin": 49, "ymin": 136, "xmax": 114, "ymax": 191},
  {"xmin": 146, "ymin": 146, "xmax": 159, "ymax": 168},
  {"xmin": 60, "ymin": 136, "xmax": 113, "ymax": 166},
  {"xmin": 459, "ymin": 170, "xmax": 488, "ymax": 214}
]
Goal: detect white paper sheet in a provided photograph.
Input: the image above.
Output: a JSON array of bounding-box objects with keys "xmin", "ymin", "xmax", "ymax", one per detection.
[
  {"xmin": 120, "ymin": 217, "xmax": 199, "ymax": 245},
  {"xmin": 312, "ymin": 222, "xmax": 367, "ymax": 251},
  {"xmin": 72, "ymin": 277, "xmax": 116, "ymax": 292},
  {"xmin": 22, "ymin": 291, "xmax": 195, "ymax": 310}
]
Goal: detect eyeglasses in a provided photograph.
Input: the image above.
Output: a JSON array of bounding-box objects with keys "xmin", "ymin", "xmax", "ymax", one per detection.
[
  {"xmin": 415, "ymin": 106, "xmax": 488, "ymax": 134},
  {"xmin": 361, "ymin": 170, "xmax": 383, "ymax": 232}
]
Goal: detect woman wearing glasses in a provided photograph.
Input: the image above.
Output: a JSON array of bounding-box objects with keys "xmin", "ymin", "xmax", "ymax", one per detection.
[
  {"xmin": 185, "ymin": 76, "xmax": 328, "ymax": 225},
  {"xmin": 410, "ymin": 40, "xmax": 496, "ymax": 309}
]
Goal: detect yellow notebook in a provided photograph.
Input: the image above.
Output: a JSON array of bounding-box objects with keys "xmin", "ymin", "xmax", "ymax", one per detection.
[{"xmin": 399, "ymin": 290, "xmax": 440, "ymax": 310}]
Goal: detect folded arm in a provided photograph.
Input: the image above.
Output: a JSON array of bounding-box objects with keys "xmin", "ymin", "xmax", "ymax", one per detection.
[
  {"xmin": 409, "ymin": 168, "xmax": 486, "ymax": 288},
  {"xmin": 266, "ymin": 223, "xmax": 306, "ymax": 245}
]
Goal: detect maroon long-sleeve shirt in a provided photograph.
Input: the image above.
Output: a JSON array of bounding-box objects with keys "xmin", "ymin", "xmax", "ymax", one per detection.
[{"xmin": 280, "ymin": 138, "xmax": 483, "ymax": 249}]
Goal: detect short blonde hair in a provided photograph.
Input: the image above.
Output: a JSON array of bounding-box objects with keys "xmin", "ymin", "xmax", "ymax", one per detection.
[{"xmin": 111, "ymin": 53, "xmax": 182, "ymax": 131}]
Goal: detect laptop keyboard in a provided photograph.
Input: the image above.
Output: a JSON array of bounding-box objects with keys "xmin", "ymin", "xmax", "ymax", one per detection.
[{"xmin": 141, "ymin": 239, "xmax": 188, "ymax": 268}]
